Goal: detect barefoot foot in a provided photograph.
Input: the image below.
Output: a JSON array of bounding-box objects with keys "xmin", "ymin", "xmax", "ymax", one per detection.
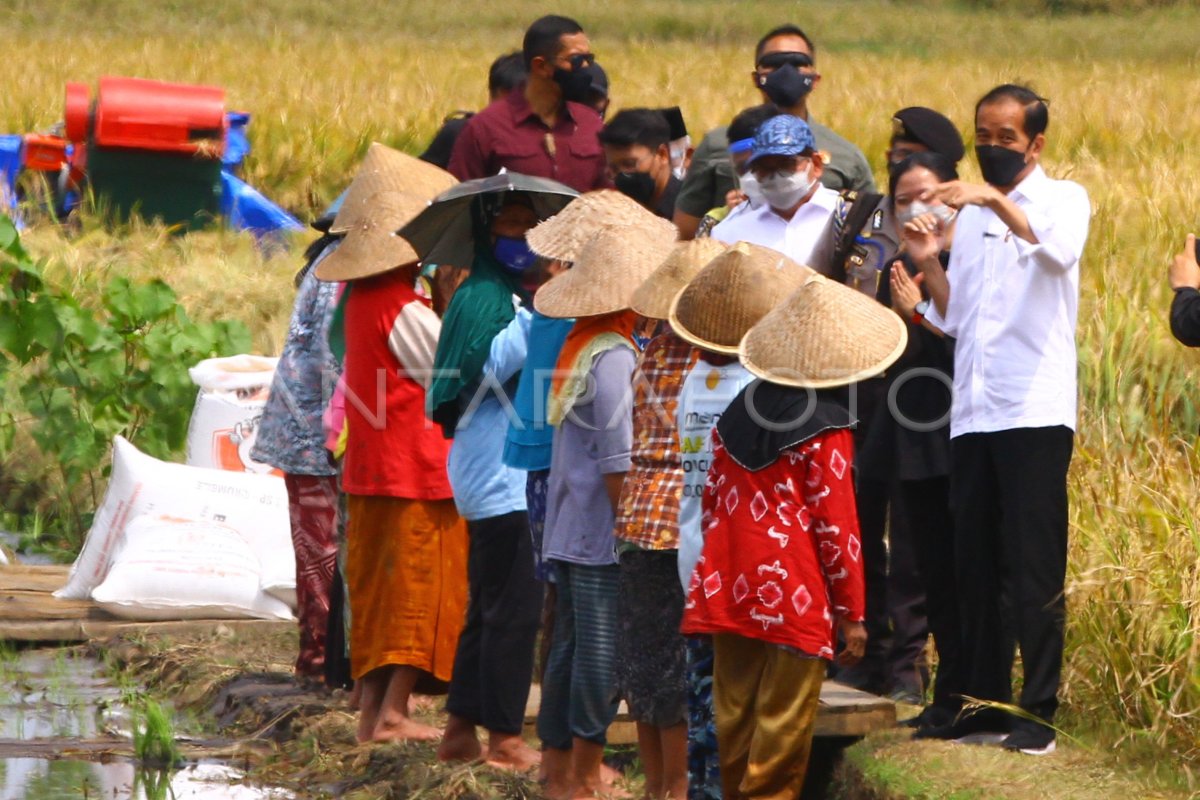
[
  {"xmin": 373, "ymin": 716, "xmax": 443, "ymax": 743},
  {"xmin": 438, "ymin": 716, "xmax": 484, "ymax": 762}
]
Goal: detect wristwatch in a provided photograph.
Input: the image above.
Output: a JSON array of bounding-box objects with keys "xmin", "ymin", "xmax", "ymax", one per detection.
[{"xmin": 911, "ymin": 299, "xmax": 930, "ymax": 325}]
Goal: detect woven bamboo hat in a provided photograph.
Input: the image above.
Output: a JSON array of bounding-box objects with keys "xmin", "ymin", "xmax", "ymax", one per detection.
[
  {"xmin": 329, "ymin": 143, "xmax": 457, "ymax": 235},
  {"xmin": 526, "ymin": 189, "xmax": 678, "ymax": 262},
  {"xmin": 316, "ymin": 191, "xmax": 427, "ymax": 282},
  {"xmin": 534, "ymin": 225, "xmax": 678, "ymax": 319},
  {"xmin": 630, "ymin": 238, "xmax": 728, "ymax": 320},
  {"xmin": 668, "ymin": 241, "xmax": 812, "ymax": 354},
  {"xmin": 739, "ymin": 272, "xmax": 909, "ymax": 388}
]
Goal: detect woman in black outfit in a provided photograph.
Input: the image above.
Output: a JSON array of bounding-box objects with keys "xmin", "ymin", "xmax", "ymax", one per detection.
[{"xmin": 859, "ymin": 152, "xmax": 964, "ymax": 733}]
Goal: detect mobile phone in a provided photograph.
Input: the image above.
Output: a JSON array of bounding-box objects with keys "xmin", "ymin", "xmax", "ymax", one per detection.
[{"xmin": 1195, "ymin": 238, "xmax": 1200, "ymax": 262}]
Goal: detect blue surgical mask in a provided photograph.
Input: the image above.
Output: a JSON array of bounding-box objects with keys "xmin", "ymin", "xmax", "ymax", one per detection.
[{"xmin": 493, "ymin": 236, "xmax": 537, "ymax": 273}]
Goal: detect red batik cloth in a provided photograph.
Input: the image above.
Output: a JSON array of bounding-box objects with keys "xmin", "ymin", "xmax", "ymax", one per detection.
[
  {"xmin": 284, "ymin": 473, "xmax": 340, "ymax": 677},
  {"xmin": 681, "ymin": 428, "xmax": 865, "ymax": 660}
]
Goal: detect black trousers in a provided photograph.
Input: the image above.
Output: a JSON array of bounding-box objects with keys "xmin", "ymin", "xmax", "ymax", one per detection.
[
  {"xmin": 446, "ymin": 511, "xmax": 543, "ymax": 734},
  {"xmin": 901, "ymin": 475, "xmax": 964, "ymax": 712},
  {"xmin": 854, "ymin": 477, "xmax": 928, "ymax": 695},
  {"xmin": 950, "ymin": 426, "xmax": 1073, "ymax": 722}
]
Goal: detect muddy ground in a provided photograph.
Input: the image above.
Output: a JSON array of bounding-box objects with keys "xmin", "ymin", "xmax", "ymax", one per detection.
[{"xmin": 97, "ymin": 626, "xmax": 569, "ymax": 800}]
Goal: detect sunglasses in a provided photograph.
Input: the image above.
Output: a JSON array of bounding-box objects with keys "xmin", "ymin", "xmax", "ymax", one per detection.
[
  {"xmin": 564, "ymin": 52, "xmax": 596, "ymax": 71},
  {"xmin": 755, "ymin": 51, "xmax": 813, "ymax": 70}
]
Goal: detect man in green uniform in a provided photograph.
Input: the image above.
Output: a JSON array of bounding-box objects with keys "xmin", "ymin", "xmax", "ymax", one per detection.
[{"xmin": 673, "ymin": 24, "xmax": 874, "ymax": 239}]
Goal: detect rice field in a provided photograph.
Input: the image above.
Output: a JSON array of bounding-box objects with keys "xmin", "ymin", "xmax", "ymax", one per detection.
[{"xmin": 1, "ymin": 0, "xmax": 1198, "ymax": 775}]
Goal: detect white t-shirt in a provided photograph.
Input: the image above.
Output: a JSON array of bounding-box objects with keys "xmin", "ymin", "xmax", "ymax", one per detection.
[{"xmin": 675, "ymin": 357, "xmax": 755, "ymax": 590}]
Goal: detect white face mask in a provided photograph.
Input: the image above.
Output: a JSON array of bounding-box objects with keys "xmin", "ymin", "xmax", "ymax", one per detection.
[
  {"xmin": 737, "ymin": 172, "xmax": 765, "ymax": 207},
  {"xmin": 758, "ymin": 165, "xmax": 817, "ymax": 211},
  {"xmin": 896, "ymin": 200, "xmax": 956, "ymax": 226}
]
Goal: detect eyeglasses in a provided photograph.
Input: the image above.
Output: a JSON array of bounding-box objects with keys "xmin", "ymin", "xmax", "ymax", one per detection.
[{"xmin": 755, "ymin": 51, "xmax": 813, "ymax": 71}]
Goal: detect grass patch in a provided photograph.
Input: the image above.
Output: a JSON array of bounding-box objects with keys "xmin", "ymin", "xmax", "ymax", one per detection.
[{"xmin": 835, "ymin": 729, "xmax": 1193, "ymax": 799}]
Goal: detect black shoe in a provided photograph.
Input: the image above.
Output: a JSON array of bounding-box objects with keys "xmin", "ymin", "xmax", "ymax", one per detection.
[
  {"xmin": 1002, "ymin": 720, "xmax": 1056, "ymax": 756},
  {"xmin": 912, "ymin": 711, "xmax": 1009, "ymax": 743},
  {"xmin": 905, "ymin": 704, "xmax": 957, "ymax": 732}
]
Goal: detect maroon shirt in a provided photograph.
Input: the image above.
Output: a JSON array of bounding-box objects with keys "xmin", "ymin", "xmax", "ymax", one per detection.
[{"xmin": 448, "ymin": 87, "xmax": 609, "ymax": 193}]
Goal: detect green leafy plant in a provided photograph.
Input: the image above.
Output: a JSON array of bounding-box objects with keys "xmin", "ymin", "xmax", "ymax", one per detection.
[
  {"xmin": 132, "ymin": 696, "xmax": 182, "ymax": 768},
  {"xmin": 0, "ymin": 213, "xmax": 251, "ymax": 547}
]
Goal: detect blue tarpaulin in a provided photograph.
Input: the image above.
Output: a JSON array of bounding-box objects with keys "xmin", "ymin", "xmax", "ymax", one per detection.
[
  {"xmin": 223, "ymin": 112, "xmax": 251, "ymax": 173},
  {"xmin": 219, "ymin": 171, "xmax": 303, "ymax": 238},
  {"xmin": 0, "ymin": 135, "xmax": 24, "ymax": 211}
]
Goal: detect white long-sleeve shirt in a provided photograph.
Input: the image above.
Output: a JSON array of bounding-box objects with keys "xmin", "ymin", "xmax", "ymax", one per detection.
[{"xmin": 925, "ymin": 166, "xmax": 1091, "ymax": 438}]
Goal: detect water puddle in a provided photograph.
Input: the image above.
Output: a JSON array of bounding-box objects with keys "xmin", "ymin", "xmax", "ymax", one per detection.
[{"xmin": 0, "ymin": 648, "xmax": 291, "ymax": 799}]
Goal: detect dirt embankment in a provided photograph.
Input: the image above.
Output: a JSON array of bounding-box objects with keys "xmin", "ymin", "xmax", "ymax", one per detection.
[{"xmin": 98, "ymin": 627, "xmax": 544, "ymax": 800}]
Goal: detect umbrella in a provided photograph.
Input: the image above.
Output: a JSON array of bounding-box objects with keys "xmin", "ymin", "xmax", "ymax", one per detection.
[{"xmin": 397, "ymin": 171, "xmax": 579, "ymax": 268}]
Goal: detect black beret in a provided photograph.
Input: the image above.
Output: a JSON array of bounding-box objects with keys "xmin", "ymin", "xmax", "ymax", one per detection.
[{"xmin": 891, "ymin": 107, "xmax": 965, "ymax": 164}]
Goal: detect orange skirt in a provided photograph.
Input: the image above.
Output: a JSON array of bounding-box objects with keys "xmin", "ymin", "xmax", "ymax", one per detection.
[{"xmin": 345, "ymin": 495, "xmax": 468, "ymax": 683}]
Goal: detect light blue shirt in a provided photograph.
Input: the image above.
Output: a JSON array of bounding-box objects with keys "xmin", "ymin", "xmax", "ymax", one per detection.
[{"xmin": 447, "ymin": 308, "xmax": 531, "ymax": 521}]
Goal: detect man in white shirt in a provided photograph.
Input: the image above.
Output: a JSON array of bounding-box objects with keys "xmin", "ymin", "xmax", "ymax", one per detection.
[
  {"xmin": 710, "ymin": 114, "xmax": 838, "ymax": 269},
  {"xmin": 905, "ymin": 84, "xmax": 1090, "ymax": 756}
]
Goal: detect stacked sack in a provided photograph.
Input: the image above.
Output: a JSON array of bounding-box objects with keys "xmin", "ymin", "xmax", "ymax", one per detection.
[{"xmin": 55, "ymin": 354, "xmax": 297, "ymax": 620}]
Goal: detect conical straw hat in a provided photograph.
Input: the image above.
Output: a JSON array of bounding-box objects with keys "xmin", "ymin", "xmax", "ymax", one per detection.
[
  {"xmin": 316, "ymin": 191, "xmax": 427, "ymax": 282},
  {"xmin": 534, "ymin": 224, "xmax": 678, "ymax": 319},
  {"xmin": 329, "ymin": 143, "xmax": 457, "ymax": 234},
  {"xmin": 630, "ymin": 238, "xmax": 728, "ymax": 320},
  {"xmin": 526, "ymin": 189, "xmax": 678, "ymax": 262},
  {"xmin": 739, "ymin": 272, "xmax": 909, "ymax": 388},
  {"xmin": 668, "ymin": 241, "xmax": 812, "ymax": 354}
]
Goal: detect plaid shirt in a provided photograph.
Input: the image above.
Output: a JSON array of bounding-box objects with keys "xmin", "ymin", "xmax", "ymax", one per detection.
[{"xmin": 614, "ymin": 331, "xmax": 697, "ymax": 550}]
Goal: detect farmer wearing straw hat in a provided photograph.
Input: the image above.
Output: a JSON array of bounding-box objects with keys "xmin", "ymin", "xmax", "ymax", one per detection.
[
  {"xmin": 611, "ymin": 237, "xmax": 724, "ymax": 800},
  {"xmin": 315, "ymin": 191, "xmax": 468, "ymax": 744},
  {"xmin": 428, "ymin": 190, "xmax": 550, "ymax": 771},
  {"xmin": 668, "ymin": 241, "xmax": 810, "ymax": 800},
  {"xmin": 682, "ymin": 273, "xmax": 907, "ymax": 800},
  {"xmin": 710, "ymin": 115, "xmax": 838, "ymax": 272},
  {"xmin": 534, "ymin": 224, "xmax": 676, "ymax": 800},
  {"xmin": 516, "ymin": 190, "xmax": 677, "ymax": 585}
]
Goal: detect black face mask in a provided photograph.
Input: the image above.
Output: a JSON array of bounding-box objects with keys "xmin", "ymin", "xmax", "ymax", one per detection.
[
  {"xmin": 614, "ymin": 170, "xmax": 657, "ymax": 208},
  {"xmin": 975, "ymin": 144, "xmax": 1029, "ymax": 187},
  {"xmin": 758, "ymin": 65, "xmax": 815, "ymax": 108},
  {"xmin": 553, "ymin": 56, "xmax": 600, "ymax": 104}
]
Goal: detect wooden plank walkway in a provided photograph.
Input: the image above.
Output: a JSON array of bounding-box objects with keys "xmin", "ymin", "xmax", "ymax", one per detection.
[
  {"xmin": 523, "ymin": 674, "xmax": 895, "ymax": 745},
  {"xmin": 0, "ymin": 563, "xmax": 292, "ymax": 642}
]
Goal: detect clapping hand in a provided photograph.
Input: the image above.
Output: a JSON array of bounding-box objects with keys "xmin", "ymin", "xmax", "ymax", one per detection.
[{"xmin": 890, "ymin": 262, "xmax": 925, "ymax": 318}]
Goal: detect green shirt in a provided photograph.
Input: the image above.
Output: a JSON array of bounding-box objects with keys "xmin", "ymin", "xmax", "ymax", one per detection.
[{"xmin": 674, "ymin": 120, "xmax": 876, "ymax": 219}]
